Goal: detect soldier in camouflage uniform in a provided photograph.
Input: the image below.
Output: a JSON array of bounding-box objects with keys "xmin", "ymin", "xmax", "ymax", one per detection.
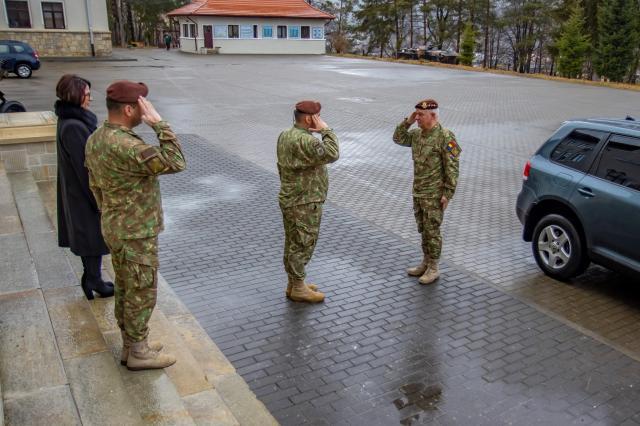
[
  {"xmin": 278, "ymin": 100, "xmax": 339, "ymax": 303},
  {"xmin": 393, "ymin": 99, "xmax": 461, "ymax": 285},
  {"xmin": 85, "ymin": 81, "xmax": 186, "ymax": 370}
]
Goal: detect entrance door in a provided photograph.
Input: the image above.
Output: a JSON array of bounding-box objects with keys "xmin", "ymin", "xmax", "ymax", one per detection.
[{"xmin": 203, "ymin": 25, "xmax": 213, "ymax": 48}]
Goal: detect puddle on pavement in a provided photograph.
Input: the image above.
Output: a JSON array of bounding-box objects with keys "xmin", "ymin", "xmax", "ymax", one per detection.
[{"xmin": 393, "ymin": 382, "xmax": 442, "ymax": 425}]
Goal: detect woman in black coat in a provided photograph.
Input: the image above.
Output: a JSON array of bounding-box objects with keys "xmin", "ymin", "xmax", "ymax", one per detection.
[{"xmin": 55, "ymin": 74, "xmax": 113, "ymax": 299}]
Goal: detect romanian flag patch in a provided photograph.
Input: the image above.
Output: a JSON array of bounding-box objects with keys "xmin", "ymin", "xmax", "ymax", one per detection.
[{"xmin": 446, "ymin": 140, "xmax": 461, "ymax": 160}]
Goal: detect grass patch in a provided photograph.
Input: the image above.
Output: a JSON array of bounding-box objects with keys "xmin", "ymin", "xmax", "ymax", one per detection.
[{"xmin": 332, "ymin": 53, "xmax": 640, "ymax": 92}]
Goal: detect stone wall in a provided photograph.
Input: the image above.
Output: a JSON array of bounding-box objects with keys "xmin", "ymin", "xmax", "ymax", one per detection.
[
  {"xmin": 0, "ymin": 140, "xmax": 57, "ymax": 181},
  {"xmin": 0, "ymin": 111, "xmax": 57, "ymax": 182},
  {"xmin": 0, "ymin": 30, "xmax": 112, "ymax": 57}
]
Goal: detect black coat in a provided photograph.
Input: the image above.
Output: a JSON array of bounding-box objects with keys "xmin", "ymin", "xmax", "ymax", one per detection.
[{"xmin": 55, "ymin": 101, "xmax": 109, "ymax": 256}]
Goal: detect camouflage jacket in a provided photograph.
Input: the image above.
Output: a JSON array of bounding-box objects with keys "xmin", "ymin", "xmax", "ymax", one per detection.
[
  {"xmin": 85, "ymin": 120, "xmax": 186, "ymax": 239},
  {"xmin": 277, "ymin": 125, "xmax": 339, "ymax": 208},
  {"xmin": 393, "ymin": 121, "xmax": 461, "ymax": 200}
]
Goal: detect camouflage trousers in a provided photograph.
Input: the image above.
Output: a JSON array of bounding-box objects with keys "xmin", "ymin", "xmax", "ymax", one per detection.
[
  {"xmin": 281, "ymin": 202, "xmax": 323, "ymax": 280},
  {"xmin": 104, "ymin": 234, "xmax": 159, "ymax": 342},
  {"xmin": 413, "ymin": 197, "xmax": 444, "ymax": 260}
]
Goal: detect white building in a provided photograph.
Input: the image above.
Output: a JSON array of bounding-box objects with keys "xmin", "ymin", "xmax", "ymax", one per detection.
[
  {"xmin": 167, "ymin": 0, "xmax": 334, "ymax": 55},
  {"xmin": 0, "ymin": 0, "xmax": 111, "ymax": 56}
]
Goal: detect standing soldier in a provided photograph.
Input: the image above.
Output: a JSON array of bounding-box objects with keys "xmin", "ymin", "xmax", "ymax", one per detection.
[
  {"xmin": 393, "ymin": 99, "xmax": 461, "ymax": 284},
  {"xmin": 277, "ymin": 100, "xmax": 339, "ymax": 303},
  {"xmin": 85, "ymin": 81, "xmax": 186, "ymax": 370},
  {"xmin": 164, "ymin": 33, "xmax": 172, "ymax": 51}
]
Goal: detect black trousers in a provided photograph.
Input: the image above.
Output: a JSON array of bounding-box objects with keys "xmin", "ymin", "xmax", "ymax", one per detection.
[{"xmin": 81, "ymin": 256, "xmax": 102, "ymax": 281}]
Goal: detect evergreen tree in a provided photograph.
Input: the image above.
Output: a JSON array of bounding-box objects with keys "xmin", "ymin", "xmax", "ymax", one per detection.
[
  {"xmin": 459, "ymin": 22, "xmax": 476, "ymax": 65},
  {"xmin": 557, "ymin": 4, "xmax": 590, "ymax": 78},
  {"xmin": 356, "ymin": 0, "xmax": 395, "ymax": 56},
  {"xmin": 595, "ymin": 0, "xmax": 637, "ymax": 81}
]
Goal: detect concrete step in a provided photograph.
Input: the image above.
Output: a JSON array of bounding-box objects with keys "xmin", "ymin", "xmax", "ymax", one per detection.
[
  {"xmin": 6, "ymin": 173, "xmax": 277, "ymax": 425},
  {"xmin": 1, "ymin": 171, "xmax": 148, "ymax": 426}
]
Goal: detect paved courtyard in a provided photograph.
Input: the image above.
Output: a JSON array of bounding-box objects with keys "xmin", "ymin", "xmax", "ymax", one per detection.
[{"xmin": 4, "ymin": 49, "xmax": 640, "ymax": 424}]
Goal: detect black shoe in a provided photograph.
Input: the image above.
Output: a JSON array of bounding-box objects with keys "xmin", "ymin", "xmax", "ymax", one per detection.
[{"xmin": 82, "ymin": 277, "xmax": 115, "ymax": 300}]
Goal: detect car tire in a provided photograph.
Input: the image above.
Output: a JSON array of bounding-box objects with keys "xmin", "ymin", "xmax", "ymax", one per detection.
[
  {"xmin": 15, "ymin": 63, "xmax": 32, "ymax": 79},
  {"xmin": 532, "ymin": 213, "xmax": 589, "ymax": 280}
]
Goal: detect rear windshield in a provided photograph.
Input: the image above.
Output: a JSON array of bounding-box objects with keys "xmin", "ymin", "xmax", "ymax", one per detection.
[{"xmin": 550, "ymin": 129, "xmax": 605, "ymax": 172}]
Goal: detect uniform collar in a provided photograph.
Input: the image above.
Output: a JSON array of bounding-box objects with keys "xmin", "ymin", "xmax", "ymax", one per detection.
[
  {"xmin": 421, "ymin": 122, "xmax": 442, "ymax": 137},
  {"xmin": 293, "ymin": 124, "xmax": 312, "ymax": 135},
  {"xmin": 104, "ymin": 121, "xmax": 138, "ymax": 136}
]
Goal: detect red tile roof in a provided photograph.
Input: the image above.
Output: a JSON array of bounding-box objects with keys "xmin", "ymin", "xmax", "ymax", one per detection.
[{"xmin": 167, "ymin": 0, "xmax": 335, "ymax": 19}]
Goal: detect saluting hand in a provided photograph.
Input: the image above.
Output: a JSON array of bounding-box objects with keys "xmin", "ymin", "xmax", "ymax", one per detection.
[
  {"xmin": 309, "ymin": 114, "xmax": 329, "ymax": 133},
  {"xmin": 138, "ymin": 96, "xmax": 162, "ymax": 127},
  {"xmin": 406, "ymin": 111, "xmax": 417, "ymax": 125}
]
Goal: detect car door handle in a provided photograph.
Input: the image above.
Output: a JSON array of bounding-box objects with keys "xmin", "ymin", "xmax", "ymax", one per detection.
[{"xmin": 578, "ymin": 187, "xmax": 594, "ymax": 198}]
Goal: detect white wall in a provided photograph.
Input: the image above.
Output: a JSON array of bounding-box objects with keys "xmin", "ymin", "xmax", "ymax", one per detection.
[
  {"xmin": 177, "ymin": 16, "xmax": 329, "ymax": 55},
  {"xmin": 0, "ymin": 0, "xmax": 109, "ymax": 32}
]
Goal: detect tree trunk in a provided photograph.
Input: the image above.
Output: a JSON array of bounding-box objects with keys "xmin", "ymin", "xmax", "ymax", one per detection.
[
  {"xmin": 422, "ymin": 0, "xmax": 428, "ymax": 45},
  {"xmin": 482, "ymin": 0, "xmax": 490, "ymax": 68},
  {"xmin": 410, "ymin": 3, "xmax": 414, "ymax": 48}
]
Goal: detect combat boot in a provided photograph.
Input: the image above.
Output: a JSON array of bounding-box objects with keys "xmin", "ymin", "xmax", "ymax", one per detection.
[
  {"xmin": 418, "ymin": 260, "xmax": 440, "ymax": 285},
  {"xmin": 120, "ymin": 331, "xmax": 164, "ymax": 366},
  {"xmin": 289, "ymin": 279, "xmax": 325, "ymax": 303},
  {"xmin": 127, "ymin": 338, "xmax": 176, "ymax": 371},
  {"xmin": 407, "ymin": 256, "xmax": 429, "ymax": 277},
  {"xmin": 286, "ymin": 277, "xmax": 318, "ymax": 298}
]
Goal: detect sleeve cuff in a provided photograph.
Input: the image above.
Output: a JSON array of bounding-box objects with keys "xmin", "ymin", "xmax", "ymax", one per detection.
[{"xmin": 152, "ymin": 120, "xmax": 169, "ymax": 133}]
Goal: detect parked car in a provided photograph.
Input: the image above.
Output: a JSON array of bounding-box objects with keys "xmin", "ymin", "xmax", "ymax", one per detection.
[
  {"xmin": 516, "ymin": 118, "xmax": 640, "ymax": 280},
  {"xmin": 0, "ymin": 40, "xmax": 40, "ymax": 78}
]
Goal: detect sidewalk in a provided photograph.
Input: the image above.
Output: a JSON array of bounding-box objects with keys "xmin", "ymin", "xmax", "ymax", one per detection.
[{"xmin": 158, "ymin": 134, "xmax": 640, "ymax": 426}]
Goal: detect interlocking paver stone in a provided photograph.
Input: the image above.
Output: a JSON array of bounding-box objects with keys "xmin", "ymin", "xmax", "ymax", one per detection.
[{"xmin": 155, "ymin": 134, "xmax": 640, "ymax": 425}]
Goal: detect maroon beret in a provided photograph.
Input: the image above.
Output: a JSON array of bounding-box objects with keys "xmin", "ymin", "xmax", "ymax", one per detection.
[
  {"xmin": 415, "ymin": 99, "xmax": 439, "ymax": 110},
  {"xmin": 106, "ymin": 80, "xmax": 149, "ymax": 103},
  {"xmin": 295, "ymin": 100, "xmax": 321, "ymax": 115}
]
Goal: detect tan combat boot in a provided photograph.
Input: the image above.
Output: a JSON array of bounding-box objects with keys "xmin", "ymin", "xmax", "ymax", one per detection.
[
  {"xmin": 120, "ymin": 331, "xmax": 164, "ymax": 366},
  {"xmin": 418, "ymin": 260, "xmax": 440, "ymax": 285},
  {"xmin": 407, "ymin": 256, "xmax": 429, "ymax": 277},
  {"xmin": 286, "ymin": 277, "xmax": 318, "ymax": 298},
  {"xmin": 127, "ymin": 338, "xmax": 176, "ymax": 371},
  {"xmin": 289, "ymin": 279, "xmax": 325, "ymax": 303}
]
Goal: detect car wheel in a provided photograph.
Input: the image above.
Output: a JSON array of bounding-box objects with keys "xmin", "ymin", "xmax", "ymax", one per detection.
[
  {"xmin": 532, "ymin": 213, "xmax": 589, "ymax": 280},
  {"xmin": 15, "ymin": 64, "xmax": 31, "ymax": 79}
]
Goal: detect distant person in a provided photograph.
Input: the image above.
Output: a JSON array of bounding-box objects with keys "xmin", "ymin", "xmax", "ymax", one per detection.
[
  {"xmin": 393, "ymin": 99, "xmax": 461, "ymax": 285},
  {"xmin": 85, "ymin": 81, "xmax": 186, "ymax": 370},
  {"xmin": 164, "ymin": 33, "xmax": 172, "ymax": 50},
  {"xmin": 277, "ymin": 101, "xmax": 339, "ymax": 303},
  {"xmin": 55, "ymin": 74, "xmax": 114, "ymax": 300}
]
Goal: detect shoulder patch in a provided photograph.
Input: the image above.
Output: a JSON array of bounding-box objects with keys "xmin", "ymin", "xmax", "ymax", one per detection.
[
  {"xmin": 446, "ymin": 140, "xmax": 461, "ymax": 160},
  {"xmin": 313, "ymin": 139, "xmax": 325, "ymax": 157}
]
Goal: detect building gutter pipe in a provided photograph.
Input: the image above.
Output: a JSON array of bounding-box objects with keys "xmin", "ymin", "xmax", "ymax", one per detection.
[{"xmin": 84, "ymin": 0, "xmax": 96, "ymax": 56}]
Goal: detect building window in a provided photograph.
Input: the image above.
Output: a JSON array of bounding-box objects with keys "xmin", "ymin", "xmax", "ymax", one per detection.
[
  {"xmin": 253, "ymin": 25, "xmax": 258, "ymax": 39},
  {"xmin": 289, "ymin": 26, "xmax": 300, "ymax": 39},
  {"xmin": 262, "ymin": 25, "xmax": 273, "ymax": 38},
  {"xmin": 189, "ymin": 23, "xmax": 196, "ymax": 38},
  {"xmin": 301, "ymin": 26, "xmax": 310, "ymax": 39},
  {"xmin": 182, "ymin": 23, "xmax": 188, "ymax": 37},
  {"xmin": 228, "ymin": 25, "xmax": 239, "ymax": 38},
  {"xmin": 240, "ymin": 25, "xmax": 252, "ymax": 39},
  {"xmin": 42, "ymin": 2, "xmax": 64, "ymax": 29},
  {"xmin": 312, "ymin": 27, "xmax": 324, "ymax": 39},
  {"xmin": 214, "ymin": 25, "xmax": 226, "ymax": 38},
  {"xmin": 277, "ymin": 25, "xmax": 287, "ymax": 39},
  {"xmin": 6, "ymin": 0, "xmax": 31, "ymax": 28}
]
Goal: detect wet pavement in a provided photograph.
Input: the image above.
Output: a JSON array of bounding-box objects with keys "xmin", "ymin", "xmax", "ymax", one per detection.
[{"xmin": 4, "ymin": 49, "xmax": 640, "ymax": 424}]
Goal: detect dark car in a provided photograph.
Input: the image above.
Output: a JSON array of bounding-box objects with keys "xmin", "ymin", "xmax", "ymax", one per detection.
[
  {"xmin": 0, "ymin": 40, "xmax": 40, "ymax": 78},
  {"xmin": 516, "ymin": 118, "xmax": 640, "ymax": 280}
]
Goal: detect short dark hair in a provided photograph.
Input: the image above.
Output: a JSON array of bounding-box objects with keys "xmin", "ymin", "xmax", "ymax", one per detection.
[
  {"xmin": 294, "ymin": 109, "xmax": 309, "ymax": 123},
  {"xmin": 106, "ymin": 98, "xmax": 136, "ymax": 112},
  {"xmin": 56, "ymin": 74, "xmax": 91, "ymax": 106}
]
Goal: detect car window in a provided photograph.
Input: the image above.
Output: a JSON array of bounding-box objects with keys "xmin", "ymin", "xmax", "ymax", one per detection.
[
  {"xmin": 12, "ymin": 44, "xmax": 24, "ymax": 53},
  {"xmin": 594, "ymin": 135, "xmax": 640, "ymax": 191},
  {"xmin": 550, "ymin": 129, "xmax": 605, "ymax": 172},
  {"xmin": 0, "ymin": 45, "xmax": 10, "ymax": 54}
]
